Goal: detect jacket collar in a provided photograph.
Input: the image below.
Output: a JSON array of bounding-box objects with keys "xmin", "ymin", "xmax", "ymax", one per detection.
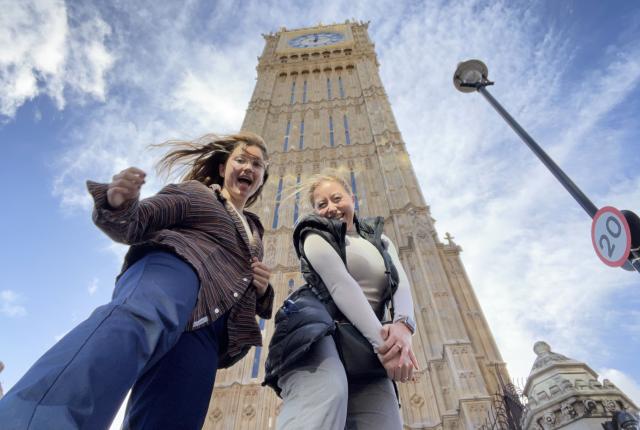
[{"xmin": 209, "ymin": 183, "xmax": 263, "ymax": 259}]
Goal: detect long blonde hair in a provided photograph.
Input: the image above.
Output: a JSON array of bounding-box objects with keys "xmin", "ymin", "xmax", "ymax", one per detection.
[{"xmin": 154, "ymin": 131, "xmax": 269, "ymax": 207}]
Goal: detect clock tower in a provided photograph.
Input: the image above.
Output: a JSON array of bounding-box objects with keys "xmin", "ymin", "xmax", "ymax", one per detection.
[{"xmin": 203, "ymin": 21, "xmax": 511, "ymax": 430}]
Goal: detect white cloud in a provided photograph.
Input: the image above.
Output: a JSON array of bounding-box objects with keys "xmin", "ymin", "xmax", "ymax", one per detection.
[
  {"xmin": 0, "ymin": 290, "xmax": 27, "ymax": 317},
  {"xmin": 0, "ymin": 0, "xmax": 114, "ymax": 120},
  {"xmin": 600, "ymin": 368, "xmax": 640, "ymax": 407},
  {"xmin": 0, "ymin": 0, "xmax": 66, "ymax": 117},
  {"xmin": 63, "ymin": 8, "xmax": 114, "ymax": 102},
  {"xmin": 54, "ymin": 329, "xmax": 70, "ymax": 343},
  {"xmin": 87, "ymin": 277, "xmax": 99, "ymax": 296},
  {"xmin": 50, "ymin": 3, "xmax": 263, "ymax": 209},
  {"xmin": 171, "ymin": 67, "xmax": 248, "ymax": 131},
  {"xmin": 105, "ymin": 241, "xmax": 129, "ymax": 266}
]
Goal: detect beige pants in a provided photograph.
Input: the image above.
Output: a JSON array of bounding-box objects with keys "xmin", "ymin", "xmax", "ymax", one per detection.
[{"xmin": 277, "ymin": 336, "xmax": 402, "ymax": 430}]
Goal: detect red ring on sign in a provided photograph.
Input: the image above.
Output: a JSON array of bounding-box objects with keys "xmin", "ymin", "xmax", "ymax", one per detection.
[{"xmin": 591, "ymin": 206, "xmax": 632, "ymax": 267}]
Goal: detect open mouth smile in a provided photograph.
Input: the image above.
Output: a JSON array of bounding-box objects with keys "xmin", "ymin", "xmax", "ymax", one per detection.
[{"xmin": 237, "ymin": 175, "xmax": 254, "ymax": 186}]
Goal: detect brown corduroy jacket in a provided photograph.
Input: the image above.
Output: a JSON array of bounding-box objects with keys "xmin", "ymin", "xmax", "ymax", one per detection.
[{"xmin": 87, "ymin": 179, "xmax": 274, "ymax": 367}]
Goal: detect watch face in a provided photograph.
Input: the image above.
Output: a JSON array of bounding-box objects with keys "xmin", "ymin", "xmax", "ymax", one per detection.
[{"xmin": 288, "ymin": 32, "xmax": 345, "ymax": 48}]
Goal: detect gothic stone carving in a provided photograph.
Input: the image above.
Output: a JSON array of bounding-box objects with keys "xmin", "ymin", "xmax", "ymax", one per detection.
[
  {"xmin": 560, "ymin": 400, "xmax": 577, "ymax": 419},
  {"xmin": 604, "ymin": 399, "xmax": 618, "ymax": 413},
  {"xmin": 410, "ymin": 393, "xmax": 425, "ymax": 407},
  {"xmin": 583, "ymin": 398, "xmax": 597, "ymax": 415},
  {"xmin": 242, "ymin": 404, "xmax": 256, "ymax": 419},
  {"xmin": 209, "ymin": 408, "xmax": 223, "ymax": 422},
  {"xmin": 542, "ymin": 410, "xmax": 556, "ymax": 429}
]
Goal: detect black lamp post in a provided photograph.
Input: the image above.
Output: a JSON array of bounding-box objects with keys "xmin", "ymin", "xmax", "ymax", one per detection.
[{"xmin": 453, "ymin": 59, "xmax": 640, "ymax": 273}]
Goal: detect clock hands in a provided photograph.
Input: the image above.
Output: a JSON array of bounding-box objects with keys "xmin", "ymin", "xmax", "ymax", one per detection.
[{"xmin": 288, "ymin": 32, "xmax": 344, "ymax": 48}]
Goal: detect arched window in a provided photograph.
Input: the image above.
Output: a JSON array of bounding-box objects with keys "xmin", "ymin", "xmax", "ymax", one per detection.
[
  {"xmin": 283, "ymin": 120, "xmax": 291, "ymax": 151},
  {"xmin": 329, "ymin": 116, "xmax": 335, "ymax": 147},
  {"xmin": 350, "ymin": 171, "xmax": 359, "ymax": 213},
  {"xmin": 338, "ymin": 76, "xmax": 345, "ymax": 98},
  {"xmin": 327, "ymin": 78, "xmax": 332, "ymax": 100},
  {"xmin": 290, "ymin": 80, "xmax": 296, "ymax": 104},
  {"xmin": 272, "ymin": 177, "xmax": 283, "ymax": 229},
  {"xmin": 299, "ymin": 120, "xmax": 305, "ymax": 149},
  {"xmin": 294, "ymin": 174, "xmax": 301, "ymax": 223},
  {"xmin": 302, "ymin": 80, "xmax": 308, "ymax": 104},
  {"xmin": 288, "ymin": 278, "xmax": 295, "ymax": 294},
  {"xmin": 343, "ymin": 115, "xmax": 351, "ymax": 145}
]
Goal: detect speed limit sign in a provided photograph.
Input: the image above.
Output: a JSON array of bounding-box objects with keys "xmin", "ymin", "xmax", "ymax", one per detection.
[{"xmin": 591, "ymin": 206, "xmax": 631, "ymax": 267}]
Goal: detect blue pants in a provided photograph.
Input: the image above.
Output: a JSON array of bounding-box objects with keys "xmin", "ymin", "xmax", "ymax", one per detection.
[{"xmin": 0, "ymin": 251, "xmax": 226, "ymax": 430}]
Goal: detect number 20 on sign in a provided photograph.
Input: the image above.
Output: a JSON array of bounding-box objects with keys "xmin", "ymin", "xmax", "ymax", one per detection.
[{"xmin": 591, "ymin": 206, "xmax": 632, "ymax": 267}]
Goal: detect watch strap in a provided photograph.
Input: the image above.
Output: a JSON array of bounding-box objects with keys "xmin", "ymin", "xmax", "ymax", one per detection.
[{"xmin": 395, "ymin": 315, "xmax": 416, "ymax": 334}]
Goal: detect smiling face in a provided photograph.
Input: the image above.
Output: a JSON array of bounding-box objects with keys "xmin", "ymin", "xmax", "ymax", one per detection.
[
  {"xmin": 219, "ymin": 143, "xmax": 267, "ymax": 210},
  {"xmin": 311, "ymin": 179, "xmax": 356, "ymax": 231}
]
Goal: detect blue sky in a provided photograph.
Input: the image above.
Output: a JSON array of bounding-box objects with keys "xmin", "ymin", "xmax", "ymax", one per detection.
[{"xmin": 1, "ymin": 0, "xmax": 640, "ymax": 425}]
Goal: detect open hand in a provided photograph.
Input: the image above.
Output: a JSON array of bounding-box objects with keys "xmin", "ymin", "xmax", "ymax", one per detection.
[
  {"xmin": 107, "ymin": 167, "xmax": 146, "ymax": 209},
  {"xmin": 251, "ymin": 257, "xmax": 271, "ymax": 297}
]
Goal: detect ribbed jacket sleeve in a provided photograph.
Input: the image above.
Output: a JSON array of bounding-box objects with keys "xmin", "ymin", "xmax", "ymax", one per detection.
[
  {"xmin": 87, "ymin": 180, "xmax": 191, "ymax": 244},
  {"xmin": 256, "ymin": 283, "xmax": 275, "ymax": 319}
]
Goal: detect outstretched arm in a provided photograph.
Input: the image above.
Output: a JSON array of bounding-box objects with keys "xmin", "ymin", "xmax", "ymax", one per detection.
[{"xmin": 87, "ymin": 167, "xmax": 191, "ymax": 244}]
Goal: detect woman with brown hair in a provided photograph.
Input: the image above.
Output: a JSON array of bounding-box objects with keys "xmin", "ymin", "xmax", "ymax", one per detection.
[
  {"xmin": 0, "ymin": 132, "xmax": 273, "ymax": 430},
  {"xmin": 265, "ymin": 170, "xmax": 419, "ymax": 430}
]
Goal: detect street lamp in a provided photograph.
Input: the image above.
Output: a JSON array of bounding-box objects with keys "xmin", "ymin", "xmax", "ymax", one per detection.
[
  {"xmin": 453, "ymin": 59, "xmax": 640, "ymax": 273},
  {"xmin": 602, "ymin": 410, "xmax": 640, "ymax": 430}
]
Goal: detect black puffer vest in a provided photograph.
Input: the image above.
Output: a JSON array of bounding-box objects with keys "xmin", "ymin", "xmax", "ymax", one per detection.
[{"xmin": 262, "ymin": 214, "xmax": 400, "ymax": 395}]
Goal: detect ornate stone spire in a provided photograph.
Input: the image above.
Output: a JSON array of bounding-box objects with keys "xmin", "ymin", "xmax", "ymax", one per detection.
[
  {"xmin": 530, "ymin": 341, "xmax": 574, "ymax": 372},
  {"xmin": 522, "ymin": 341, "xmax": 638, "ymax": 430}
]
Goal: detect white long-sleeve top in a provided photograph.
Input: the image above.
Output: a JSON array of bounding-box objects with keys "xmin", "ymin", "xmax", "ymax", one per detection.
[{"xmin": 303, "ymin": 230, "xmax": 415, "ymax": 350}]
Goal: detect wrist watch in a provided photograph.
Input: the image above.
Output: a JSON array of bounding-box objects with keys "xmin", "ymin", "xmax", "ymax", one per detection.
[{"xmin": 395, "ymin": 315, "xmax": 416, "ymax": 335}]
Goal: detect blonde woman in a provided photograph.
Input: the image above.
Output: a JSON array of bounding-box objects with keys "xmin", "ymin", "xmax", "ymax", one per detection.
[
  {"xmin": 265, "ymin": 171, "xmax": 419, "ymax": 430},
  {"xmin": 0, "ymin": 132, "xmax": 273, "ymax": 430}
]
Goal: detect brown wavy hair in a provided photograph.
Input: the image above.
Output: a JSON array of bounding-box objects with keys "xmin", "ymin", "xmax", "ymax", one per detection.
[{"xmin": 155, "ymin": 131, "xmax": 269, "ymax": 207}]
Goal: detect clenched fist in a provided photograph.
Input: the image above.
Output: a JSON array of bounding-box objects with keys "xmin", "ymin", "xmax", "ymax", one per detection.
[
  {"xmin": 251, "ymin": 257, "xmax": 271, "ymax": 297},
  {"xmin": 107, "ymin": 167, "xmax": 146, "ymax": 209}
]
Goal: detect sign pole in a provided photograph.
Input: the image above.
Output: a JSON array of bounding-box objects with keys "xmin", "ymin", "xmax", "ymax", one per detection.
[{"xmin": 453, "ymin": 59, "xmax": 640, "ymax": 274}]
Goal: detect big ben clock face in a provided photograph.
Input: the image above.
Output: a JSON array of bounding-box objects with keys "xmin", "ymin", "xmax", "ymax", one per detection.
[{"xmin": 288, "ymin": 32, "xmax": 345, "ymax": 48}]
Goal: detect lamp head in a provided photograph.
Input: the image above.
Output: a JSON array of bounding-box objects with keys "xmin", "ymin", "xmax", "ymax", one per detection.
[
  {"xmin": 616, "ymin": 411, "xmax": 639, "ymax": 430},
  {"xmin": 453, "ymin": 59, "xmax": 489, "ymax": 93}
]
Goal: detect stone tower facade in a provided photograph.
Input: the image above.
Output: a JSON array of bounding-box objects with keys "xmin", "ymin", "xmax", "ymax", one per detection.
[{"xmin": 203, "ymin": 21, "xmax": 510, "ymax": 429}]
